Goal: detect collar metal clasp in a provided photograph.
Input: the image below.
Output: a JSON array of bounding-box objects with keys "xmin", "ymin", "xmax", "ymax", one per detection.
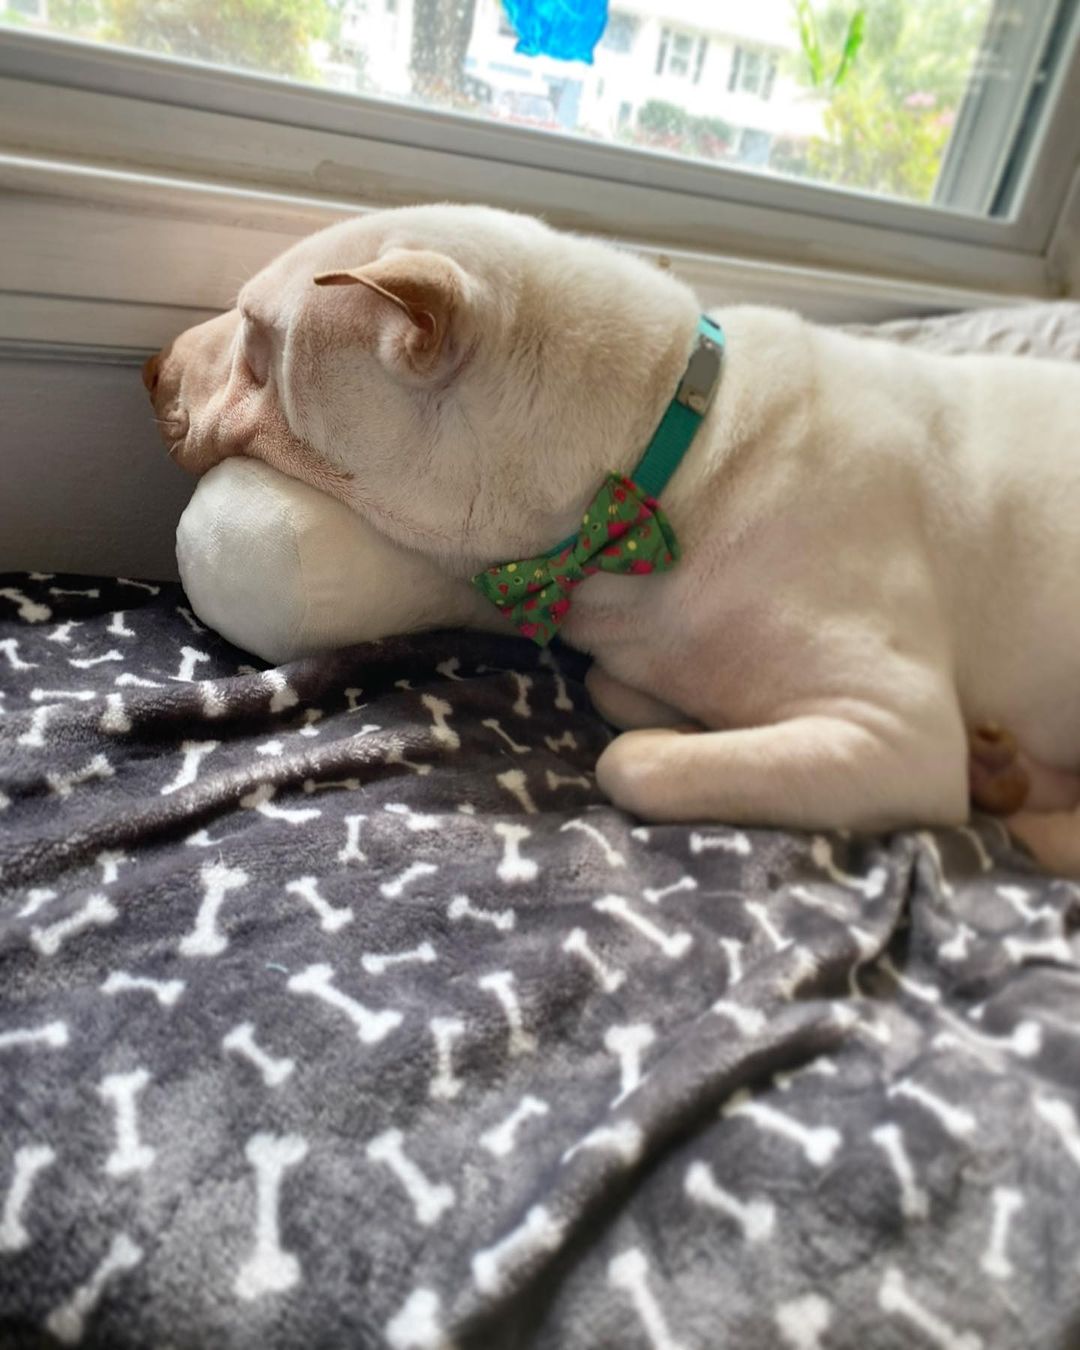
[{"xmin": 675, "ymin": 324, "xmax": 723, "ymax": 417}]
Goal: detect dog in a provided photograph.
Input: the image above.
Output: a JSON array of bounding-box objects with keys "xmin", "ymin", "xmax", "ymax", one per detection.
[{"xmin": 145, "ymin": 204, "xmax": 1080, "ymax": 873}]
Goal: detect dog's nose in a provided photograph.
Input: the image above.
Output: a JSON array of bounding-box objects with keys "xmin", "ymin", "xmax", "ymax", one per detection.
[{"xmin": 142, "ymin": 352, "xmax": 161, "ymax": 394}]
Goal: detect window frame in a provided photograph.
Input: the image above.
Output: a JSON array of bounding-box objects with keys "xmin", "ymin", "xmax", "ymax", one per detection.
[
  {"xmin": 3, "ymin": 20, "xmax": 1077, "ymax": 256},
  {"xmin": 0, "ymin": 15, "xmax": 1077, "ymax": 355}
]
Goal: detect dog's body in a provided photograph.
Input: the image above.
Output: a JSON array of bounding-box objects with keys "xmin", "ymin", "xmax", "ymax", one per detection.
[{"xmin": 147, "ymin": 205, "xmax": 1080, "ymax": 869}]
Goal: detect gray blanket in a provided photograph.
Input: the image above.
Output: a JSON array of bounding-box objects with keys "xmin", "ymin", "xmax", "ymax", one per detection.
[{"xmin": 2, "ymin": 574, "xmax": 1080, "ymax": 1350}]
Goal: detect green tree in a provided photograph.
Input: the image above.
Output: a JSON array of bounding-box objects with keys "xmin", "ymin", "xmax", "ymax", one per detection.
[
  {"xmin": 102, "ymin": 0, "xmax": 329, "ymax": 80},
  {"xmin": 41, "ymin": 0, "xmax": 102, "ymax": 37},
  {"xmin": 794, "ymin": 0, "xmax": 992, "ymax": 201}
]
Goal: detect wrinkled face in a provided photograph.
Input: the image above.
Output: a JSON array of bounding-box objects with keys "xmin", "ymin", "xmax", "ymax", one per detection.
[{"xmin": 145, "ymin": 204, "xmax": 696, "ymax": 571}]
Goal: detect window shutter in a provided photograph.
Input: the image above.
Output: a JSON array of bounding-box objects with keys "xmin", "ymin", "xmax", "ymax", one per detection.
[{"xmin": 728, "ymin": 46, "xmax": 742, "ymax": 92}]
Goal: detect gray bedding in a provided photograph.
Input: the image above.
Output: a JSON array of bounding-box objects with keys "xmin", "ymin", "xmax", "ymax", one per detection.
[{"xmin": 2, "ymin": 574, "xmax": 1080, "ymax": 1349}]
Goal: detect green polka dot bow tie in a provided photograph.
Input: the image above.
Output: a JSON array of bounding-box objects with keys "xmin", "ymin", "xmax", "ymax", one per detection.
[
  {"xmin": 471, "ymin": 473, "xmax": 681, "ymax": 646},
  {"xmin": 470, "ymin": 314, "xmax": 725, "ymax": 647}
]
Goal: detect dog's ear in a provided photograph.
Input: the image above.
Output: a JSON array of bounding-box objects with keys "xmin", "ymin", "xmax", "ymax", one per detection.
[{"xmin": 313, "ymin": 248, "xmax": 469, "ymax": 382}]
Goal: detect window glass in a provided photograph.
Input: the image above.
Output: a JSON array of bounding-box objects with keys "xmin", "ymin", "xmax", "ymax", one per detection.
[{"xmin": 3, "ymin": 0, "xmax": 1070, "ymax": 213}]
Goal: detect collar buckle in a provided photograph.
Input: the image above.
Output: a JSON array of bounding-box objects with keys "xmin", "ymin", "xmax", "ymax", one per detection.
[{"xmin": 674, "ymin": 323, "xmax": 723, "ymax": 417}]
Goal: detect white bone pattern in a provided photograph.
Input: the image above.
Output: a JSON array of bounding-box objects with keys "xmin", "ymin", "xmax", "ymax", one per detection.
[
  {"xmin": 722, "ymin": 1091, "xmax": 842, "ymax": 1167},
  {"xmin": 99, "ymin": 1069, "xmax": 155, "ymax": 1176},
  {"xmin": 478, "ymin": 971, "xmax": 536, "ymax": 1056},
  {"xmin": 497, "ymin": 769, "xmax": 539, "ymax": 814},
  {"xmin": 0, "ymin": 1145, "xmax": 56, "ymax": 1252},
  {"xmin": 428, "ymin": 1017, "xmax": 466, "ymax": 1101},
  {"xmin": 449, "ymin": 894, "xmax": 516, "ymax": 932},
  {"xmin": 472, "ymin": 1206, "xmax": 562, "ymax": 1296},
  {"xmin": 6, "ymin": 581, "xmax": 1077, "ymax": 1349},
  {"xmin": 223, "ymin": 1023, "xmax": 295, "ymax": 1088},
  {"xmin": 285, "ymin": 876, "xmax": 354, "ymax": 933},
  {"xmin": 684, "ymin": 1161, "xmax": 776, "ymax": 1242},
  {"xmin": 179, "ymin": 862, "xmax": 249, "ymax": 958},
  {"xmin": 385, "ymin": 1288, "xmax": 453, "ymax": 1350},
  {"xmin": 287, "ymin": 964, "xmax": 403, "ymax": 1044},
  {"xmin": 479, "ymin": 1096, "xmax": 549, "ymax": 1157},
  {"xmin": 775, "ymin": 1294, "xmax": 833, "ymax": 1350},
  {"xmin": 493, "ymin": 823, "xmax": 539, "ymax": 883},
  {"xmin": 367, "ymin": 1129, "xmax": 455, "ymax": 1226},
  {"xmin": 32, "ymin": 895, "xmax": 118, "ymax": 957},
  {"xmin": 235, "ymin": 1133, "xmax": 309, "ymax": 1300},
  {"xmin": 46, "ymin": 1233, "xmax": 143, "ymax": 1345},
  {"xmin": 878, "ymin": 1267, "xmax": 983, "ymax": 1350},
  {"xmin": 605, "ymin": 1023, "xmax": 655, "ymax": 1107},
  {"xmin": 563, "ymin": 927, "xmax": 625, "ymax": 992},
  {"xmin": 101, "ymin": 971, "xmax": 184, "ymax": 1007},
  {"xmin": 607, "ymin": 1248, "xmax": 686, "ymax": 1350}
]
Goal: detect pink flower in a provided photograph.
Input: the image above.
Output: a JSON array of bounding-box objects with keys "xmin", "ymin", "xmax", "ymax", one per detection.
[{"xmin": 904, "ymin": 91, "xmax": 936, "ymax": 110}]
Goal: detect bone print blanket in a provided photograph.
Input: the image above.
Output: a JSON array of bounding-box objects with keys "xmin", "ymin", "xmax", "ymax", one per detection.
[{"xmin": 2, "ymin": 574, "xmax": 1080, "ymax": 1350}]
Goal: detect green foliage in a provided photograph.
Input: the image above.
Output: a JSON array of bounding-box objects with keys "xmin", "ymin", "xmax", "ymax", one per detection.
[
  {"xmin": 832, "ymin": 7, "xmax": 865, "ymax": 87},
  {"xmin": 794, "ymin": 0, "xmax": 992, "ymax": 201},
  {"xmin": 39, "ymin": 0, "xmax": 101, "ymax": 35},
  {"xmin": 635, "ymin": 100, "xmax": 735, "ymax": 162},
  {"xmin": 101, "ymin": 0, "xmax": 330, "ymax": 79},
  {"xmin": 812, "ymin": 79, "xmax": 952, "ymax": 200},
  {"xmin": 792, "ymin": 0, "xmax": 865, "ymax": 89},
  {"xmin": 638, "ymin": 99, "xmax": 688, "ymax": 138}
]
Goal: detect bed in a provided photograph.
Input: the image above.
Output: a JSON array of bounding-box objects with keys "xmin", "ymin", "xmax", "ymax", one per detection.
[{"xmin": 2, "ymin": 305, "xmax": 1080, "ymax": 1350}]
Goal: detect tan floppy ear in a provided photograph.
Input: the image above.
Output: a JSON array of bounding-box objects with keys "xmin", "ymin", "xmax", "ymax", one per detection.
[{"xmin": 313, "ymin": 247, "xmax": 468, "ymax": 381}]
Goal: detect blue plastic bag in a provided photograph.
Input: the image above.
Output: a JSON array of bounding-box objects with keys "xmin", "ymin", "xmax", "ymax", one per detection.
[{"xmin": 503, "ymin": 0, "xmax": 609, "ymax": 64}]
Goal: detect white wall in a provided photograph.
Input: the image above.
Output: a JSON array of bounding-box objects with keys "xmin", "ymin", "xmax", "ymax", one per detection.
[{"xmin": 0, "ymin": 358, "xmax": 193, "ymax": 580}]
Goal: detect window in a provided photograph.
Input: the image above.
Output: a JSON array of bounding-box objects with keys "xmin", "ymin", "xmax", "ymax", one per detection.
[
  {"xmin": 657, "ymin": 27, "xmax": 706, "ymax": 83},
  {"xmin": 736, "ymin": 128, "xmax": 773, "ymax": 166},
  {"xmin": 1, "ymin": 0, "xmax": 1078, "ymax": 325},
  {"xmin": 3, "ymin": 0, "xmax": 1075, "ymax": 219},
  {"xmin": 602, "ymin": 11, "xmax": 637, "ymax": 55},
  {"xmin": 12, "ymin": 0, "xmax": 1072, "ymax": 225},
  {"xmin": 729, "ymin": 46, "xmax": 778, "ymax": 101}
]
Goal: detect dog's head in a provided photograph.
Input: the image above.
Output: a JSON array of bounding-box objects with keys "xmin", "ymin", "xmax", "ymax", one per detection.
[{"xmin": 146, "ymin": 204, "xmax": 698, "ymax": 570}]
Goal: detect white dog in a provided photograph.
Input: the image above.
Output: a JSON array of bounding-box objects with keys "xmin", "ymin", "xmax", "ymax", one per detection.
[{"xmin": 146, "ymin": 205, "xmax": 1080, "ymax": 871}]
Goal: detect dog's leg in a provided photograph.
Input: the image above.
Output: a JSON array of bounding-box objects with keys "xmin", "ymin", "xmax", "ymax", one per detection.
[
  {"xmin": 595, "ymin": 714, "xmax": 967, "ymax": 832},
  {"xmin": 1006, "ymin": 809, "xmax": 1080, "ymax": 879},
  {"xmin": 585, "ymin": 665, "xmax": 689, "ymax": 731}
]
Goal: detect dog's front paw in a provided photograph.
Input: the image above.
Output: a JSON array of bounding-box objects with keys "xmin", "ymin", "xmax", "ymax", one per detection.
[{"xmin": 595, "ymin": 727, "xmax": 697, "ymax": 820}]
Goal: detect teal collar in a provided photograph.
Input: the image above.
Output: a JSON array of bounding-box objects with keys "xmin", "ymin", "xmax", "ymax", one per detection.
[
  {"xmin": 550, "ymin": 313, "xmax": 724, "ymax": 553},
  {"xmin": 470, "ymin": 314, "xmax": 724, "ymax": 646}
]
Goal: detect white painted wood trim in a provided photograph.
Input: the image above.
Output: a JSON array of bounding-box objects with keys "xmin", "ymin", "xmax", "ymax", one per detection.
[
  {"xmin": 3, "ymin": 26, "xmax": 1077, "ymax": 252},
  {"xmin": 1048, "ymin": 166, "xmax": 1080, "ymax": 295},
  {"xmin": 1, "ymin": 23, "xmax": 1077, "ymax": 298},
  {"xmin": 0, "ymin": 153, "xmax": 1052, "ymax": 358}
]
